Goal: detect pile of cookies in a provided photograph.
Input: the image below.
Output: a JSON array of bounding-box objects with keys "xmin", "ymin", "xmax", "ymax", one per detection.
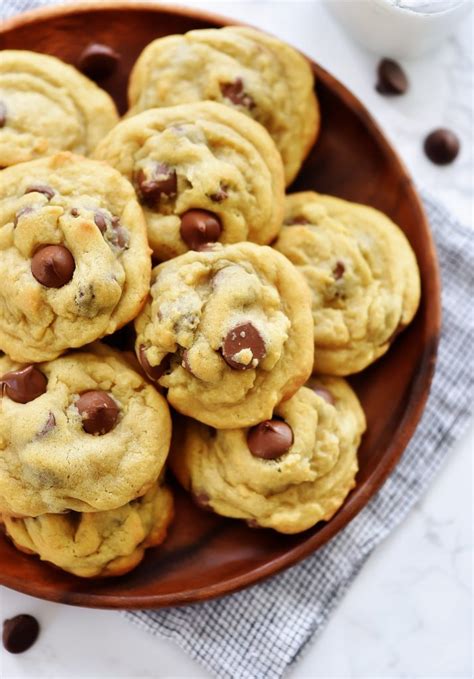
[{"xmin": 0, "ymin": 27, "xmax": 420, "ymax": 578}]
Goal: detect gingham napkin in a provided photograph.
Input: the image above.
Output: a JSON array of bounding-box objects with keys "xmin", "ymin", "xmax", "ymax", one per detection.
[{"xmin": 3, "ymin": 2, "xmax": 474, "ymax": 678}]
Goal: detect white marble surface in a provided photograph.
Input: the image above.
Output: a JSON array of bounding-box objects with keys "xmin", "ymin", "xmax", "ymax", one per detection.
[{"xmin": 1, "ymin": 2, "xmax": 473, "ymax": 678}]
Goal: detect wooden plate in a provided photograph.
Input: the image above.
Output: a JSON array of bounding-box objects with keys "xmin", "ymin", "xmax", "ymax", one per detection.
[{"xmin": 0, "ymin": 2, "xmax": 441, "ymax": 609}]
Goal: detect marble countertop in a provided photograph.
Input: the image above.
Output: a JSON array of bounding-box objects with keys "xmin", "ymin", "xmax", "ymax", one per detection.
[{"xmin": 1, "ymin": 2, "xmax": 472, "ymax": 678}]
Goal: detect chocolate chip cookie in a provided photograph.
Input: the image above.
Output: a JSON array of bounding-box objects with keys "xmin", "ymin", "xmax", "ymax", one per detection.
[
  {"xmin": 134, "ymin": 242, "xmax": 314, "ymax": 428},
  {"xmin": 0, "ymin": 345, "xmax": 171, "ymax": 517},
  {"xmin": 1, "ymin": 481, "xmax": 174, "ymax": 578},
  {"xmin": 0, "ymin": 50, "xmax": 118, "ymax": 167},
  {"xmin": 127, "ymin": 26, "xmax": 319, "ymax": 185},
  {"xmin": 94, "ymin": 102, "xmax": 285, "ymax": 260},
  {"xmin": 274, "ymin": 192, "xmax": 421, "ymax": 375},
  {"xmin": 0, "ymin": 152, "xmax": 151, "ymax": 362},
  {"xmin": 170, "ymin": 377, "xmax": 366, "ymax": 533}
]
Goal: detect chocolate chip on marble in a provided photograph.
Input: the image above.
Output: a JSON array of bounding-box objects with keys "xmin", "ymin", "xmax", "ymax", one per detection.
[
  {"xmin": 31, "ymin": 245, "xmax": 75, "ymax": 288},
  {"xmin": 134, "ymin": 164, "xmax": 177, "ymax": 207},
  {"xmin": 13, "ymin": 206, "xmax": 34, "ymax": 228},
  {"xmin": 37, "ymin": 412, "xmax": 56, "ymax": 437},
  {"xmin": 221, "ymin": 323, "xmax": 266, "ymax": 370},
  {"xmin": 220, "ymin": 78, "xmax": 255, "ymax": 109},
  {"xmin": 209, "ymin": 184, "xmax": 228, "ymax": 203},
  {"xmin": 424, "ymin": 128, "xmax": 460, "ymax": 165},
  {"xmin": 376, "ymin": 58, "xmax": 408, "ymax": 95},
  {"xmin": 0, "ymin": 101, "xmax": 7, "ymax": 128},
  {"xmin": 138, "ymin": 345, "xmax": 170, "ymax": 382},
  {"xmin": 180, "ymin": 209, "xmax": 222, "ymax": 251},
  {"xmin": 1, "ymin": 365, "xmax": 47, "ymax": 404},
  {"xmin": 24, "ymin": 185, "xmax": 55, "ymax": 201},
  {"xmin": 77, "ymin": 43, "xmax": 120, "ymax": 80},
  {"xmin": 333, "ymin": 261, "xmax": 345, "ymax": 279},
  {"xmin": 2, "ymin": 615, "xmax": 40, "ymax": 654},
  {"xmin": 76, "ymin": 390, "xmax": 119, "ymax": 435},
  {"xmin": 247, "ymin": 420, "xmax": 294, "ymax": 459}
]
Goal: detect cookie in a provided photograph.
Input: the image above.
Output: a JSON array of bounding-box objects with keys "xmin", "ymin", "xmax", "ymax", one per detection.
[
  {"xmin": 0, "ymin": 345, "xmax": 171, "ymax": 517},
  {"xmin": 274, "ymin": 192, "xmax": 421, "ymax": 375},
  {"xmin": 134, "ymin": 242, "xmax": 314, "ymax": 428},
  {"xmin": 94, "ymin": 102, "xmax": 285, "ymax": 260},
  {"xmin": 171, "ymin": 377, "xmax": 366, "ymax": 533},
  {"xmin": 1, "ymin": 482, "xmax": 173, "ymax": 578},
  {"xmin": 0, "ymin": 152, "xmax": 151, "ymax": 363},
  {"xmin": 127, "ymin": 26, "xmax": 319, "ymax": 185},
  {"xmin": 0, "ymin": 50, "xmax": 118, "ymax": 167}
]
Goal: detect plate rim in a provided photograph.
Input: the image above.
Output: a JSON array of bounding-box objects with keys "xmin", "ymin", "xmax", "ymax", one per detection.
[{"xmin": 0, "ymin": 1, "xmax": 442, "ymax": 610}]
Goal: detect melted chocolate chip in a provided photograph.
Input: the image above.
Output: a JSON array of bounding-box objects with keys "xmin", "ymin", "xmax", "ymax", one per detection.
[
  {"xmin": 138, "ymin": 345, "xmax": 169, "ymax": 382},
  {"xmin": 1, "ymin": 366, "xmax": 47, "ymax": 404},
  {"xmin": 221, "ymin": 323, "xmax": 266, "ymax": 370},
  {"xmin": 13, "ymin": 206, "xmax": 34, "ymax": 228},
  {"xmin": 220, "ymin": 78, "xmax": 255, "ymax": 109},
  {"xmin": 247, "ymin": 420, "xmax": 294, "ymax": 459},
  {"xmin": 0, "ymin": 101, "xmax": 7, "ymax": 128},
  {"xmin": 180, "ymin": 209, "xmax": 222, "ymax": 250},
  {"xmin": 311, "ymin": 386, "xmax": 335, "ymax": 405},
  {"xmin": 31, "ymin": 245, "xmax": 75, "ymax": 288},
  {"xmin": 94, "ymin": 210, "xmax": 107, "ymax": 233},
  {"xmin": 424, "ymin": 128, "xmax": 460, "ymax": 165},
  {"xmin": 209, "ymin": 184, "xmax": 228, "ymax": 203},
  {"xmin": 181, "ymin": 349, "xmax": 193, "ymax": 374},
  {"xmin": 285, "ymin": 215, "xmax": 310, "ymax": 225},
  {"xmin": 77, "ymin": 43, "xmax": 120, "ymax": 80},
  {"xmin": 134, "ymin": 164, "xmax": 177, "ymax": 207},
  {"xmin": 3, "ymin": 615, "xmax": 40, "ymax": 654},
  {"xmin": 333, "ymin": 261, "xmax": 345, "ymax": 279},
  {"xmin": 37, "ymin": 412, "xmax": 56, "ymax": 437},
  {"xmin": 76, "ymin": 390, "xmax": 119, "ymax": 435},
  {"xmin": 376, "ymin": 58, "xmax": 408, "ymax": 95},
  {"xmin": 24, "ymin": 185, "xmax": 55, "ymax": 201}
]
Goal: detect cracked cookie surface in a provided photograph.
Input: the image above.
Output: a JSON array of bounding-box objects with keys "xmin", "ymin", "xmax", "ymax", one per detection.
[
  {"xmin": 171, "ymin": 377, "xmax": 366, "ymax": 533},
  {"xmin": 134, "ymin": 242, "xmax": 314, "ymax": 428},
  {"xmin": 0, "ymin": 345, "xmax": 172, "ymax": 517},
  {"xmin": 0, "ymin": 50, "xmax": 118, "ymax": 167},
  {"xmin": 274, "ymin": 192, "xmax": 421, "ymax": 375},
  {"xmin": 1, "ymin": 481, "xmax": 174, "ymax": 578},
  {"xmin": 94, "ymin": 102, "xmax": 285, "ymax": 261},
  {"xmin": 0, "ymin": 152, "xmax": 151, "ymax": 362},
  {"xmin": 127, "ymin": 26, "xmax": 319, "ymax": 185}
]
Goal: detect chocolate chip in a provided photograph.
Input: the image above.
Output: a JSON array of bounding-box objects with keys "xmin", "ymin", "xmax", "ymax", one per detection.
[
  {"xmin": 13, "ymin": 206, "xmax": 34, "ymax": 228},
  {"xmin": 220, "ymin": 78, "xmax": 255, "ymax": 109},
  {"xmin": 247, "ymin": 420, "xmax": 294, "ymax": 459},
  {"xmin": 0, "ymin": 101, "xmax": 7, "ymax": 128},
  {"xmin": 111, "ymin": 221, "xmax": 129, "ymax": 249},
  {"xmin": 311, "ymin": 386, "xmax": 335, "ymax": 405},
  {"xmin": 181, "ymin": 349, "xmax": 193, "ymax": 374},
  {"xmin": 333, "ymin": 261, "xmax": 345, "ymax": 279},
  {"xmin": 2, "ymin": 615, "xmax": 40, "ymax": 654},
  {"xmin": 94, "ymin": 210, "xmax": 107, "ymax": 233},
  {"xmin": 70, "ymin": 208, "xmax": 80, "ymax": 217},
  {"xmin": 37, "ymin": 411, "xmax": 56, "ymax": 437},
  {"xmin": 221, "ymin": 322, "xmax": 266, "ymax": 370},
  {"xmin": 31, "ymin": 245, "xmax": 75, "ymax": 288},
  {"xmin": 180, "ymin": 209, "xmax": 222, "ymax": 250},
  {"xmin": 209, "ymin": 184, "xmax": 228, "ymax": 203},
  {"xmin": 77, "ymin": 43, "xmax": 120, "ymax": 80},
  {"xmin": 193, "ymin": 492, "xmax": 212, "ymax": 511},
  {"xmin": 134, "ymin": 163, "xmax": 177, "ymax": 207},
  {"xmin": 246, "ymin": 519, "xmax": 262, "ymax": 529},
  {"xmin": 24, "ymin": 185, "xmax": 55, "ymax": 201},
  {"xmin": 285, "ymin": 215, "xmax": 310, "ymax": 225},
  {"xmin": 424, "ymin": 128, "xmax": 460, "ymax": 165},
  {"xmin": 76, "ymin": 390, "xmax": 119, "ymax": 435},
  {"xmin": 1, "ymin": 366, "xmax": 47, "ymax": 404},
  {"xmin": 376, "ymin": 58, "xmax": 408, "ymax": 95},
  {"xmin": 138, "ymin": 345, "xmax": 169, "ymax": 382}
]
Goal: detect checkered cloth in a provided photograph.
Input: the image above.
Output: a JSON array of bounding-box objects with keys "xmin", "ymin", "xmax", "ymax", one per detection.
[{"xmin": 3, "ymin": 2, "xmax": 474, "ymax": 678}]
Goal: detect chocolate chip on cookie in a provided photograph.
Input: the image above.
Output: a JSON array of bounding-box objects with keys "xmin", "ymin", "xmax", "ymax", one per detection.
[
  {"xmin": 0, "ymin": 101, "xmax": 7, "ymax": 128},
  {"xmin": 2, "ymin": 615, "xmax": 40, "ymax": 654},
  {"xmin": 24, "ymin": 185, "xmax": 55, "ymax": 201},
  {"xmin": 94, "ymin": 210, "xmax": 108, "ymax": 233},
  {"xmin": 138, "ymin": 345, "xmax": 170, "ymax": 382},
  {"xmin": 76, "ymin": 390, "xmax": 119, "ymax": 435},
  {"xmin": 333, "ymin": 261, "xmax": 345, "ymax": 279},
  {"xmin": 220, "ymin": 78, "xmax": 255, "ymax": 109},
  {"xmin": 134, "ymin": 163, "xmax": 177, "ymax": 207},
  {"xmin": 209, "ymin": 184, "xmax": 228, "ymax": 203},
  {"xmin": 31, "ymin": 245, "xmax": 75, "ymax": 288},
  {"xmin": 77, "ymin": 43, "xmax": 120, "ymax": 81},
  {"xmin": 1, "ymin": 366, "xmax": 47, "ymax": 404},
  {"xmin": 180, "ymin": 209, "xmax": 222, "ymax": 250},
  {"xmin": 311, "ymin": 385, "xmax": 335, "ymax": 405},
  {"xmin": 13, "ymin": 206, "xmax": 34, "ymax": 228},
  {"xmin": 37, "ymin": 412, "xmax": 56, "ymax": 437},
  {"xmin": 247, "ymin": 419, "xmax": 294, "ymax": 459},
  {"xmin": 222, "ymin": 322, "xmax": 266, "ymax": 370}
]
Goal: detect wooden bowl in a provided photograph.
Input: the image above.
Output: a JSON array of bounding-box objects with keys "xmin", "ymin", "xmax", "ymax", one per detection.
[{"xmin": 0, "ymin": 2, "xmax": 441, "ymax": 609}]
